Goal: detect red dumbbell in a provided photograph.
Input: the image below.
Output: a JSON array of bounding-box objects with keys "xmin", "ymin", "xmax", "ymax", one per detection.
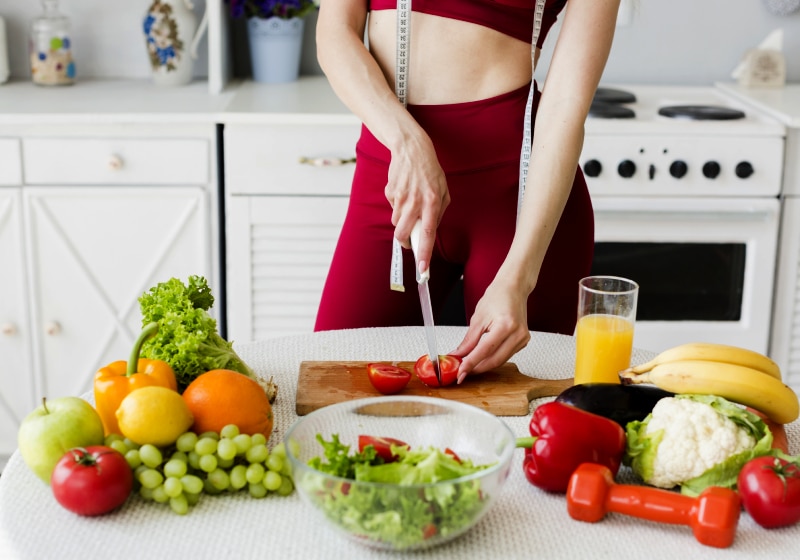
[{"xmin": 566, "ymin": 463, "xmax": 741, "ymax": 549}]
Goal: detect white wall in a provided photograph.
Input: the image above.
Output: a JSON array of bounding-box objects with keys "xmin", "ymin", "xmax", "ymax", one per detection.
[
  {"xmin": 1, "ymin": 0, "xmax": 799, "ymax": 85},
  {"xmin": 0, "ymin": 0, "xmax": 209, "ymax": 81}
]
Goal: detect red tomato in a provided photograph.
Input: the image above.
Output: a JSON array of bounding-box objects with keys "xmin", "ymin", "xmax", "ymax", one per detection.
[
  {"xmin": 737, "ymin": 456, "xmax": 800, "ymax": 529},
  {"xmin": 414, "ymin": 354, "xmax": 461, "ymax": 387},
  {"xmin": 358, "ymin": 435, "xmax": 409, "ymax": 463},
  {"xmin": 51, "ymin": 446, "xmax": 133, "ymax": 517},
  {"xmin": 444, "ymin": 448, "xmax": 462, "ymax": 462},
  {"xmin": 366, "ymin": 363, "xmax": 412, "ymax": 395}
]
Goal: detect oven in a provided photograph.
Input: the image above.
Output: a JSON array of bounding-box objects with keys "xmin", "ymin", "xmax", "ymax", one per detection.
[{"xmin": 582, "ymin": 85, "xmax": 785, "ymax": 356}]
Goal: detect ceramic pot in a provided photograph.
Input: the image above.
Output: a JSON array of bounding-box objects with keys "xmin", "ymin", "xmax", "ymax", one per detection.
[
  {"xmin": 248, "ymin": 17, "xmax": 304, "ymax": 84},
  {"xmin": 143, "ymin": 0, "xmax": 208, "ymax": 86}
]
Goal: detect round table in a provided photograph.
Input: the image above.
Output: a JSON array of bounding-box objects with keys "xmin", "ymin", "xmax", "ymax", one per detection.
[{"xmin": 1, "ymin": 327, "xmax": 798, "ymax": 560}]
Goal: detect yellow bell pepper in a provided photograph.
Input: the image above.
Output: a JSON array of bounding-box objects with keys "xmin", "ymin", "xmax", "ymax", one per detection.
[{"xmin": 94, "ymin": 322, "xmax": 178, "ymax": 436}]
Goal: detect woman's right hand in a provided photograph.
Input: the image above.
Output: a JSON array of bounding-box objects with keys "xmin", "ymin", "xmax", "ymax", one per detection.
[{"xmin": 385, "ymin": 132, "xmax": 450, "ymax": 274}]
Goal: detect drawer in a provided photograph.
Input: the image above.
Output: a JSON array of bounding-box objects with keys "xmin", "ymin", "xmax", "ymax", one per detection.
[
  {"xmin": 22, "ymin": 138, "xmax": 209, "ymax": 185},
  {"xmin": 0, "ymin": 139, "xmax": 22, "ymax": 186},
  {"xmin": 225, "ymin": 123, "xmax": 360, "ymax": 195}
]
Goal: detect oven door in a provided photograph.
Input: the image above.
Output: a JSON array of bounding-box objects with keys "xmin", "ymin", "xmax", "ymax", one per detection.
[{"xmin": 591, "ymin": 196, "xmax": 780, "ymax": 355}]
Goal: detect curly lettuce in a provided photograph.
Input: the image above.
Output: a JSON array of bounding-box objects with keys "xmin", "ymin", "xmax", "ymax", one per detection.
[{"xmin": 138, "ymin": 275, "xmax": 256, "ymax": 392}]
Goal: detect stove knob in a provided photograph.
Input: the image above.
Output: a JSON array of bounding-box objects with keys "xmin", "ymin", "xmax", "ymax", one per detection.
[
  {"xmin": 702, "ymin": 161, "xmax": 721, "ymax": 179},
  {"xmin": 669, "ymin": 160, "xmax": 688, "ymax": 179},
  {"xmin": 618, "ymin": 160, "xmax": 636, "ymax": 178},
  {"xmin": 583, "ymin": 159, "xmax": 602, "ymax": 177},
  {"xmin": 736, "ymin": 161, "xmax": 754, "ymax": 179}
]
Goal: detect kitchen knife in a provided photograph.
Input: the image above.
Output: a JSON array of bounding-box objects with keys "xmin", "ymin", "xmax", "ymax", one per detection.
[{"xmin": 409, "ymin": 220, "xmax": 441, "ymax": 384}]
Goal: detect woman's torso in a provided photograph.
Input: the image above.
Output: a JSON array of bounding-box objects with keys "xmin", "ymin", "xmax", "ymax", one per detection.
[{"xmin": 367, "ymin": 0, "xmax": 567, "ymax": 105}]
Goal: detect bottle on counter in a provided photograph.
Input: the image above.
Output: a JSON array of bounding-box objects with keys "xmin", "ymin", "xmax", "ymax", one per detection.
[{"xmin": 29, "ymin": 0, "xmax": 76, "ymax": 86}]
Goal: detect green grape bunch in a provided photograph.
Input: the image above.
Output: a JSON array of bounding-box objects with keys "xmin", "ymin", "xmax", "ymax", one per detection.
[{"xmin": 104, "ymin": 424, "xmax": 294, "ymax": 515}]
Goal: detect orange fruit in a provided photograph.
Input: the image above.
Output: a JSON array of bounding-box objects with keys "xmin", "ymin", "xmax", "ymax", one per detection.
[{"xmin": 182, "ymin": 369, "xmax": 273, "ymax": 440}]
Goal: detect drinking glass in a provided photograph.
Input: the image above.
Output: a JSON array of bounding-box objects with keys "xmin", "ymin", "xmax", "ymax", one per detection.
[{"xmin": 574, "ymin": 276, "xmax": 639, "ymax": 385}]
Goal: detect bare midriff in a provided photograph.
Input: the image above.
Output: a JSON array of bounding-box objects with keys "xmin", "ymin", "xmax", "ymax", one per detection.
[{"xmin": 367, "ymin": 11, "xmax": 536, "ymax": 105}]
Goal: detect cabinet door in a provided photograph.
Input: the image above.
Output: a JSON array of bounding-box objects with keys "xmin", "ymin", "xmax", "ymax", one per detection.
[
  {"xmin": 770, "ymin": 197, "xmax": 800, "ymax": 393},
  {"xmin": 0, "ymin": 190, "xmax": 35, "ymax": 460},
  {"xmin": 226, "ymin": 195, "xmax": 349, "ymax": 343},
  {"xmin": 24, "ymin": 187, "xmax": 210, "ymax": 400}
]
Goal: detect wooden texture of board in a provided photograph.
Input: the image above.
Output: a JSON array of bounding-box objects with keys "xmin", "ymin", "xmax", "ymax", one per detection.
[{"xmin": 295, "ymin": 361, "xmax": 573, "ymax": 416}]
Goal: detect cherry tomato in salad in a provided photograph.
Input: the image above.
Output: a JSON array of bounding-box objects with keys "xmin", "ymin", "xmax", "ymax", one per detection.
[
  {"xmin": 414, "ymin": 354, "xmax": 461, "ymax": 387},
  {"xmin": 358, "ymin": 435, "xmax": 409, "ymax": 463},
  {"xmin": 51, "ymin": 446, "xmax": 133, "ymax": 517},
  {"xmin": 737, "ymin": 456, "xmax": 800, "ymax": 529},
  {"xmin": 366, "ymin": 363, "xmax": 412, "ymax": 395}
]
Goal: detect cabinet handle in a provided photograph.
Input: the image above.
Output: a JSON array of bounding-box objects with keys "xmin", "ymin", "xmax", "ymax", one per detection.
[
  {"xmin": 1, "ymin": 323, "xmax": 16, "ymax": 336},
  {"xmin": 44, "ymin": 321, "xmax": 62, "ymax": 336},
  {"xmin": 298, "ymin": 156, "xmax": 356, "ymax": 167},
  {"xmin": 108, "ymin": 154, "xmax": 124, "ymax": 170}
]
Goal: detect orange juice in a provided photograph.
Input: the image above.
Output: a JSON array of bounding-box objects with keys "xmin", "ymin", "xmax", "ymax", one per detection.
[{"xmin": 574, "ymin": 314, "xmax": 634, "ymax": 384}]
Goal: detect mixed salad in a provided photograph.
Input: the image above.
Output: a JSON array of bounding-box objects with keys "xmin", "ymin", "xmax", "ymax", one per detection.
[{"xmin": 300, "ymin": 434, "xmax": 495, "ymax": 549}]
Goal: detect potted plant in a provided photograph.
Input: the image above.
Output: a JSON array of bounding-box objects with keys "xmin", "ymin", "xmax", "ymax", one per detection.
[{"xmin": 228, "ymin": 0, "xmax": 319, "ymax": 84}]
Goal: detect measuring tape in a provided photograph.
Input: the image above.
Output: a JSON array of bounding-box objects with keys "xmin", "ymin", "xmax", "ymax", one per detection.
[
  {"xmin": 389, "ymin": 0, "xmax": 412, "ymax": 291},
  {"xmin": 518, "ymin": 0, "xmax": 546, "ymax": 218},
  {"xmin": 389, "ymin": 0, "xmax": 545, "ymax": 290}
]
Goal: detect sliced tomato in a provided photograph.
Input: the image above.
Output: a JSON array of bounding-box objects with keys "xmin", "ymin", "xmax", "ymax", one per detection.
[
  {"xmin": 444, "ymin": 447, "xmax": 462, "ymax": 463},
  {"xmin": 414, "ymin": 354, "xmax": 461, "ymax": 387},
  {"xmin": 358, "ymin": 435, "xmax": 409, "ymax": 463},
  {"xmin": 366, "ymin": 363, "xmax": 412, "ymax": 395}
]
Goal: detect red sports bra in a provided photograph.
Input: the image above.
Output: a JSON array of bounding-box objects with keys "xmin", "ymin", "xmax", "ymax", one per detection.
[{"xmin": 367, "ymin": 0, "xmax": 567, "ymax": 46}]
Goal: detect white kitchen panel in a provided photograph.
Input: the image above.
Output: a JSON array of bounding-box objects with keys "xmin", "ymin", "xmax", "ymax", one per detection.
[
  {"xmin": 22, "ymin": 138, "xmax": 209, "ymax": 186},
  {"xmin": 770, "ymin": 197, "xmax": 800, "ymax": 393},
  {"xmin": 0, "ymin": 190, "xmax": 36, "ymax": 460},
  {"xmin": 0, "ymin": 139, "xmax": 21, "ymax": 186},
  {"xmin": 226, "ymin": 195, "xmax": 349, "ymax": 343},
  {"xmin": 23, "ymin": 187, "xmax": 210, "ymax": 400},
  {"xmin": 224, "ymin": 123, "xmax": 359, "ymax": 195}
]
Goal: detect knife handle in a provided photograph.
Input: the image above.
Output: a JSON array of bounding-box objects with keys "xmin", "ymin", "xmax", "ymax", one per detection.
[{"xmin": 409, "ymin": 219, "xmax": 430, "ymax": 283}]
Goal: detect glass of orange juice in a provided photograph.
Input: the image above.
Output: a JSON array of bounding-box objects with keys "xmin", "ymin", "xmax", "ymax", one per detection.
[{"xmin": 574, "ymin": 276, "xmax": 639, "ymax": 385}]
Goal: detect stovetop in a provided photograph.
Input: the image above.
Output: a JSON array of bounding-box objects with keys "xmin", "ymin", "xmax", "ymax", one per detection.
[
  {"xmin": 585, "ymin": 85, "xmax": 786, "ymax": 137},
  {"xmin": 580, "ymin": 85, "xmax": 786, "ymax": 197}
]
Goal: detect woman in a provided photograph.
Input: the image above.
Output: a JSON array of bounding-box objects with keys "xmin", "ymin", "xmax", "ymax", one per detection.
[{"xmin": 314, "ymin": 0, "xmax": 621, "ymax": 381}]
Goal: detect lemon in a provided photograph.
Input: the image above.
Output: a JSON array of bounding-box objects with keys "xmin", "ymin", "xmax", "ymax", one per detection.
[{"xmin": 116, "ymin": 386, "xmax": 194, "ymax": 447}]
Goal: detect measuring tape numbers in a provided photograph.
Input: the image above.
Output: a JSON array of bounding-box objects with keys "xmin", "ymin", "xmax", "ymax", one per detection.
[{"xmin": 389, "ymin": 0, "xmax": 412, "ymax": 291}]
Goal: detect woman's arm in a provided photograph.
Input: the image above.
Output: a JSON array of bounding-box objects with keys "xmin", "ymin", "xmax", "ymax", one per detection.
[
  {"xmin": 456, "ymin": 0, "xmax": 621, "ymax": 377},
  {"xmin": 316, "ymin": 1, "xmax": 448, "ymax": 269}
]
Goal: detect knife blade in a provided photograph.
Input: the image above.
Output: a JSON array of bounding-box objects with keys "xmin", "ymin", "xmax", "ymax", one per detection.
[{"xmin": 409, "ymin": 220, "xmax": 441, "ymax": 384}]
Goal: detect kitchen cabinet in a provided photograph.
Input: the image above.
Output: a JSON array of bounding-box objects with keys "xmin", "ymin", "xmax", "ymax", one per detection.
[
  {"xmin": 0, "ymin": 121, "xmax": 221, "ymax": 471},
  {"xmin": 223, "ymin": 79, "xmax": 361, "ymax": 342}
]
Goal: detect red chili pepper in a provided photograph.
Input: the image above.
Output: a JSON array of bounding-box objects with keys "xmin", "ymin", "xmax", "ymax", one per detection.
[{"xmin": 518, "ymin": 402, "xmax": 626, "ymax": 493}]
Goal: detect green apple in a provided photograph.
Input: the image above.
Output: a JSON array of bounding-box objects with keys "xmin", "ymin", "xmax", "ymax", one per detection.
[{"xmin": 17, "ymin": 396, "xmax": 105, "ymax": 484}]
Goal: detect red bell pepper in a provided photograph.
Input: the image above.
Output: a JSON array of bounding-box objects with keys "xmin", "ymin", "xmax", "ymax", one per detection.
[{"xmin": 517, "ymin": 401, "xmax": 626, "ymax": 493}]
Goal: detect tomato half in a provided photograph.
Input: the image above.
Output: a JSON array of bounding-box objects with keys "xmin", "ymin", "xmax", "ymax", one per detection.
[
  {"xmin": 51, "ymin": 446, "xmax": 133, "ymax": 517},
  {"xmin": 366, "ymin": 363, "xmax": 412, "ymax": 395},
  {"xmin": 358, "ymin": 435, "xmax": 409, "ymax": 463},
  {"xmin": 737, "ymin": 456, "xmax": 800, "ymax": 529},
  {"xmin": 414, "ymin": 354, "xmax": 461, "ymax": 387}
]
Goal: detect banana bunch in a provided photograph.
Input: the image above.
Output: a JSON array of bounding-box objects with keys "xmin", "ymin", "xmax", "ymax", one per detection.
[{"xmin": 620, "ymin": 342, "xmax": 799, "ymax": 424}]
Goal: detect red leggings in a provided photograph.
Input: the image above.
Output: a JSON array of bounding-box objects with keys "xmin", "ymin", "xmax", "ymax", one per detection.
[{"xmin": 314, "ymin": 83, "xmax": 594, "ymax": 335}]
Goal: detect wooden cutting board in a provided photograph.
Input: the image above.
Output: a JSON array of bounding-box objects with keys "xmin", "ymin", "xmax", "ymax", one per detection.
[{"xmin": 295, "ymin": 361, "xmax": 573, "ymax": 416}]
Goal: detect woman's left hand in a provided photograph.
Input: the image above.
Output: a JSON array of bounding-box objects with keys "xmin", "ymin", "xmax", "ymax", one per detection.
[{"xmin": 452, "ymin": 279, "xmax": 531, "ymax": 382}]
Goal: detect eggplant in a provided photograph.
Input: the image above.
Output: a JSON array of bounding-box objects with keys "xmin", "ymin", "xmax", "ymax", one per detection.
[{"xmin": 555, "ymin": 383, "xmax": 674, "ymax": 428}]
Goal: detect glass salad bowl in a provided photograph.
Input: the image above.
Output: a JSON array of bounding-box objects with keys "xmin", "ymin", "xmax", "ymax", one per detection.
[{"xmin": 284, "ymin": 396, "xmax": 516, "ymax": 551}]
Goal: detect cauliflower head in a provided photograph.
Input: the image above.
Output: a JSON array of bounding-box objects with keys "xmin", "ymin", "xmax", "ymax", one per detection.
[{"xmin": 624, "ymin": 394, "xmax": 774, "ymax": 495}]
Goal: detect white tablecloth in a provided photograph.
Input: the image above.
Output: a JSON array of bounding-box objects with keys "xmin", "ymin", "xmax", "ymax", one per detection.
[{"xmin": 1, "ymin": 327, "xmax": 798, "ymax": 560}]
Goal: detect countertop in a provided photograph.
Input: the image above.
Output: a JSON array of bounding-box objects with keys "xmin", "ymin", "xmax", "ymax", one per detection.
[
  {"xmin": 717, "ymin": 82, "xmax": 800, "ymax": 127},
  {"xmin": 0, "ymin": 76, "xmax": 353, "ymax": 126},
  {"xmin": 1, "ymin": 326, "xmax": 799, "ymax": 560}
]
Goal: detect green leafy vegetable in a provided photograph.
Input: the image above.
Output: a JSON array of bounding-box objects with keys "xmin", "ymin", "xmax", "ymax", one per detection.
[
  {"xmin": 302, "ymin": 434, "xmax": 493, "ymax": 549},
  {"xmin": 138, "ymin": 275, "xmax": 257, "ymax": 392}
]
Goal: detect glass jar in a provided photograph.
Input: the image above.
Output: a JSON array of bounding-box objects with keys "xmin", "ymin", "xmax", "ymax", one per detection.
[{"xmin": 29, "ymin": 0, "xmax": 76, "ymax": 86}]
